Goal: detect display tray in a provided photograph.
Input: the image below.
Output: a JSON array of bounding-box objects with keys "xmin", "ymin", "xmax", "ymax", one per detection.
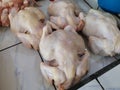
[{"xmin": 0, "ymin": 0, "xmax": 120, "ymax": 90}]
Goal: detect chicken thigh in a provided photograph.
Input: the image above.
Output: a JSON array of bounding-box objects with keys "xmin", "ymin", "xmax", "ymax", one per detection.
[
  {"xmin": 48, "ymin": 0, "xmax": 84, "ymax": 31},
  {"xmin": 83, "ymin": 9, "xmax": 120, "ymax": 56},
  {"xmin": 9, "ymin": 7, "xmax": 45, "ymax": 50},
  {"xmin": 40, "ymin": 23, "xmax": 89, "ymax": 90}
]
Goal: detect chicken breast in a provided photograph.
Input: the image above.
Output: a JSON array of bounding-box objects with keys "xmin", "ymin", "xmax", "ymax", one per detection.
[
  {"xmin": 48, "ymin": 0, "xmax": 84, "ymax": 31},
  {"xmin": 39, "ymin": 22, "xmax": 89, "ymax": 90},
  {"xmin": 9, "ymin": 7, "xmax": 45, "ymax": 50},
  {"xmin": 83, "ymin": 9, "xmax": 120, "ymax": 56}
]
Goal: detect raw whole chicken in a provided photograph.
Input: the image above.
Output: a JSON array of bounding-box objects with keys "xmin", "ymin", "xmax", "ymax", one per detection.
[
  {"xmin": 48, "ymin": 0, "xmax": 85, "ymax": 31},
  {"xmin": 0, "ymin": 0, "xmax": 37, "ymax": 26},
  {"xmin": 82, "ymin": 9, "xmax": 120, "ymax": 56},
  {"xmin": 9, "ymin": 7, "xmax": 45, "ymax": 50},
  {"xmin": 40, "ymin": 22, "xmax": 89, "ymax": 90}
]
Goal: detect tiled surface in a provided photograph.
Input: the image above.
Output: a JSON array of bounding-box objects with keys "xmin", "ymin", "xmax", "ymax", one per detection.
[
  {"xmin": 75, "ymin": 0, "xmax": 91, "ymax": 12},
  {"xmin": 85, "ymin": 53, "xmax": 116, "ymax": 77},
  {"xmin": 37, "ymin": 0, "xmax": 50, "ymax": 19},
  {"xmin": 98, "ymin": 65, "xmax": 120, "ymax": 90},
  {"xmin": 114, "ymin": 54, "xmax": 120, "ymax": 60},
  {"xmin": 78, "ymin": 80, "xmax": 102, "ymax": 90},
  {"xmin": 0, "ymin": 27, "xmax": 20, "ymax": 50},
  {"xmin": 84, "ymin": 0, "xmax": 98, "ymax": 9},
  {"xmin": 0, "ymin": 44, "xmax": 54, "ymax": 90}
]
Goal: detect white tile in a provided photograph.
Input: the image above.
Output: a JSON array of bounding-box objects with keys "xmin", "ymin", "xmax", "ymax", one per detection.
[
  {"xmin": 78, "ymin": 80, "xmax": 102, "ymax": 90},
  {"xmin": 85, "ymin": 0, "xmax": 98, "ymax": 9},
  {"xmin": 83, "ymin": 52, "xmax": 116, "ymax": 79},
  {"xmin": 37, "ymin": 0, "xmax": 50, "ymax": 19},
  {"xmin": 98, "ymin": 64, "xmax": 120, "ymax": 90},
  {"xmin": 0, "ymin": 44, "xmax": 54, "ymax": 90},
  {"xmin": 0, "ymin": 27, "xmax": 20, "ymax": 50},
  {"xmin": 75, "ymin": 0, "xmax": 91, "ymax": 12},
  {"xmin": 0, "ymin": 50, "xmax": 17, "ymax": 90}
]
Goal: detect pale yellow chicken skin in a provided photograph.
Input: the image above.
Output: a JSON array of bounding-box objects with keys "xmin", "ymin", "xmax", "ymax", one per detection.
[
  {"xmin": 40, "ymin": 23, "xmax": 89, "ymax": 90},
  {"xmin": 0, "ymin": 0, "xmax": 29, "ymax": 26},
  {"xmin": 9, "ymin": 7, "xmax": 45, "ymax": 50},
  {"xmin": 83, "ymin": 9, "xmax": 120, "ymax": 56},
  {"xmin": 48, "ymin": 0, "xmax": 84, "ymax": 31}
]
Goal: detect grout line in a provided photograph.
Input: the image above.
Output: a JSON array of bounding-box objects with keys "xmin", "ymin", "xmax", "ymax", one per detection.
[
  {"xmin": 52, "ymin": 80, "xmax": 57, "ymax": 90},
  {"xmin": 0, "ymin": 42, "xmax": 22, "ymax": 52},
  {"xmin": 84, "ymin": 0, "xmax": 93, "ymax": 8},
  {"xmin": 37, "ymin": 50, "xmax": 56, "ymax": 90},
  {"xmin": 96, "ymin": 78, "xmax": 105, "ymax": 90},
  {"xmin": 113, "ymin": 56, "xmax": 119, "ymax": 61},
  {"xmin": 84, "ymin": 0, "xmax": 99, "ymax": 10},
  {"xmin": 37, "ymin": 50, "xmax": 44, "ymax": 62},
  {"xmin": 68, "ymin": 58, "xmax": 120, "ymax": 90}
]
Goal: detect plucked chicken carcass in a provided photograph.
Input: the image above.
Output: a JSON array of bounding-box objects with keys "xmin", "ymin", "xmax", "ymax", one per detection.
[
  {"xmin": 0, "ymin": 0, "xmax": 38, "ymax": 26},
  {"xmin": 82, "ymin": 9, "xmax": 120, "ymax": 56},
  {"xmin": 9, "ymin": 7, "xmax": 45, "ymax": 50},
  {"xmin": 48, "ymin": 0, "xmax": 85, "ymax": 31},
  {"xmin": 40, "ymin": 22, "xmax": 89, "ymax": 90}
]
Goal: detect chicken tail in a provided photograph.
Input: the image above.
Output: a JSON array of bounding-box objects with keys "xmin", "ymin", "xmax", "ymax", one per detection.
[{"xmin": 41, "ymin": 24, "xmax": 52, "ymax": 40}]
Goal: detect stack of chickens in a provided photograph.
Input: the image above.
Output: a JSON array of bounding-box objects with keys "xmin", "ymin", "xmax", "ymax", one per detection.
[
  {"xmin": 39, "ymin": 2, "xmax": 120, "ymax": 90},
  {"xmin": 1, "ymin": 0, "xmax": 120, "ymax": 90},
  {"xmin": 0, "ymin": 0, "xmax": 89, "ymax": 89},
  {"xmin": 39, "ymin": 0, "xmax": 89, "ymax": 90}
]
